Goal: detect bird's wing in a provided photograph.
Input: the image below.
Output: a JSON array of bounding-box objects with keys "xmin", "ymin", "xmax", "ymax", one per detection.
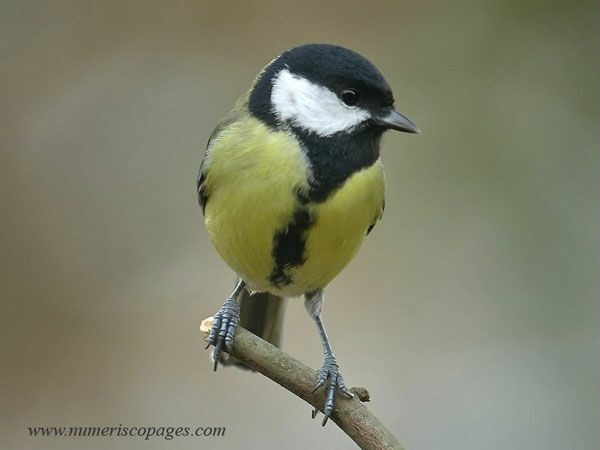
[
  {"xmin": 197, "ymin": 107, "xmax": 244, "ymax": 215},
  {"xmin": 366, "ymin": 199, "xmax": 385, "ymax": 236},
  {"xmin": 196, "ymin": 136, "xmax": 215, "ymax": 215},
  {"xmin": 196, "ymin": 167, "xmax": 208, "ymax": 215}
]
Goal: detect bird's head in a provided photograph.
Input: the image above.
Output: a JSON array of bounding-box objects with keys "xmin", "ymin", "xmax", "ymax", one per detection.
[{"xmin": 249, "ymin": 44, "xmax": 419, "ymax": 138}]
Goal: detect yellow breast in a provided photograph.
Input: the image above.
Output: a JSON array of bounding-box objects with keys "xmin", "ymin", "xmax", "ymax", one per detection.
[{"xmin": 203, "ymin": 116, "xmax": 385, "ymax": 297}]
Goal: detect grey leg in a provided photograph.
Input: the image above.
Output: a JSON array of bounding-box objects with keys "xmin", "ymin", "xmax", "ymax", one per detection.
[
  {"xmin": 305, "ymin": 290, "xmax": 354, "ymax": 426},
  {"xmin": 206, "ymin": 278, "xmax": 245, "ymax": 371}
]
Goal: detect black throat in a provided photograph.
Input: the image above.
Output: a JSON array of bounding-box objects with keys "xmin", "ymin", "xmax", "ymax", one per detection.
[{"xmin": 294, "ymin": 126, "xmax": 383, "ymax": 203}]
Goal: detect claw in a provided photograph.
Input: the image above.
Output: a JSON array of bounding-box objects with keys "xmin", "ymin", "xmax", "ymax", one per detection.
[
  {"xmin": 205, "ymin": 297, "xmax": 240, "ymax": 371},
  {"xmin": 311, "ymin": 407, "xmax": 318, "ymax": 419},
  {"xmin": 341, "ymin": 386, "xmax": 355, "ymax": 398},
  {"xmin": 311, "ymin": 356, "xmax": 352, "ymax": 425},
  {"xmin": 312, "ymin": 379, "xmax": 325, "ymax": 392}
]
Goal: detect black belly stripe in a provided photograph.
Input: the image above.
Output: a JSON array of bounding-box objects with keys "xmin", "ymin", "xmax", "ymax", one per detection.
[
  {"xmin": 268, "ymin": 126, "xmax": 385, "ymax": 288},
  {"xmin": 270, "ymin": 206, "xmax": 315, "ymax": 288}
]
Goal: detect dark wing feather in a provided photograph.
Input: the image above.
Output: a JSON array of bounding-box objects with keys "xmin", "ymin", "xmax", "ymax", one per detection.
[
  {"xmin": 197, "ymin": 103, "xmax": 248, "ymax": 215},
  {"xmin": 366, "ymin": 198, "xmax": 385, "ymax": 236},
  {"xmin": 197, "ymin": 167, "xmax": 208, "ymax": 214},
  {"xmin": 196, "ymin": 134, "xmax": 215, "ymax": 215}
]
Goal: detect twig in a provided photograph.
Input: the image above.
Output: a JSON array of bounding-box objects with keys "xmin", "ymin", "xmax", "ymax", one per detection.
[{"xmin": 200, "ymin": 318, "xmax": 405, "ymax": 449}]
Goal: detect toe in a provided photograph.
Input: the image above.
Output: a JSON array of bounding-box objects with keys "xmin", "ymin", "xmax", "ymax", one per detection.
[
  {"xmin": 206, "ymin": 298, "xmax": 241, "ymax": 370},
  {"xmin": 225, "ymin": 318, "xmax": 237, "ymax": 351},
  {"xmin": 336, "ymin": 374, "xmax": 354, "ymax": 398},
  {"xmin": 206, "ymin": 313, "xmax": 222, "ymax": 345},
  {"xmin": 312, "ymin": 357, "xmax": 352, "ymax": 425}
]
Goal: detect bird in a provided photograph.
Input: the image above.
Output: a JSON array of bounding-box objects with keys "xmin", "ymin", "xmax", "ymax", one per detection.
[{"xmin": 198, "ymin": 43, "xmax": 418, "ymax": 425}]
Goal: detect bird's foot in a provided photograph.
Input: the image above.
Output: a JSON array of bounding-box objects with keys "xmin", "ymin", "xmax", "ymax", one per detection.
[
  {"xmin": 311, "ymin": 356, "xmax": 354, "ymax": 425},
  {"xmin": 205, "ymin": 297, "xmax": 240, "ymax": 371}
]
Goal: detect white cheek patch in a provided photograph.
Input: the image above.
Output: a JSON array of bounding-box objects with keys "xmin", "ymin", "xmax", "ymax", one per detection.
[{"xmin": 271, "ymin": 69, "xmax": 370, "ymax": 137}]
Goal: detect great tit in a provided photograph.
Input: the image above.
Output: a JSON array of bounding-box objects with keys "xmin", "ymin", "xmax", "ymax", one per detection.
[{"xmin": 199, "ymin": 43, "xmax": 418, "ymax": 424}]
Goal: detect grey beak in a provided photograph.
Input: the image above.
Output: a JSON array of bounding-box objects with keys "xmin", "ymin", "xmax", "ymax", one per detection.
[{"xmin": 374, "ymin": 109, "xmax": 420, "ymax": 134}]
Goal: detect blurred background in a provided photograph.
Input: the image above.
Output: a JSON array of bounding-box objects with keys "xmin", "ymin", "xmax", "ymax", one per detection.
[{"xmin": 2, "ymin": 1, "xmax": 597, "ymax": 449}]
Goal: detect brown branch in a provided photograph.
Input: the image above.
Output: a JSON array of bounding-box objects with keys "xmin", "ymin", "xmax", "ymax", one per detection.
[{"xmin": 200, "ymin": 318, "xmax": 405, "ymax": 450}]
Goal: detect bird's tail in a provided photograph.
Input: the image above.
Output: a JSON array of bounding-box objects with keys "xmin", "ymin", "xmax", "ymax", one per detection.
[{"xmin": 217, "ymin": 290, "xmax": 288, "ymax": 370}]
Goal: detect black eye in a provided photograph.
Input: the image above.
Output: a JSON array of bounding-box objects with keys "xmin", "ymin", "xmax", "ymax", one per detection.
[{"xmin": 341, "ymin": 89, "xmax": 359, "ymax": 106}]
